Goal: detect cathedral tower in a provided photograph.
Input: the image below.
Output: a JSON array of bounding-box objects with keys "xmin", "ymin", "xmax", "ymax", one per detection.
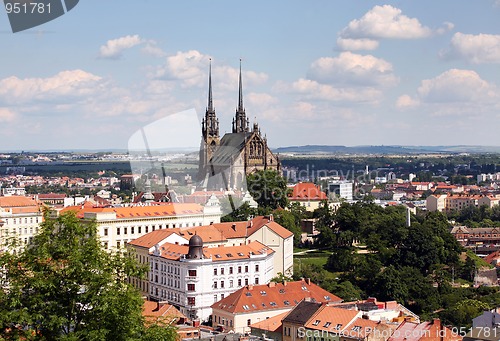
[
  {"xmin": 232, "ymin": 60, "xmax": 249, "ymax": 133},
  {"xmin": 198, "ymin": 60, "xmax": 220, "ymax": 181}
]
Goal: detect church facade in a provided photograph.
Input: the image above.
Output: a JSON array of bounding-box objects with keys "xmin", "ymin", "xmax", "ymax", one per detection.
[{"xmin": 198, "ymin": 61, "xmax": 281, "ymax": 190}]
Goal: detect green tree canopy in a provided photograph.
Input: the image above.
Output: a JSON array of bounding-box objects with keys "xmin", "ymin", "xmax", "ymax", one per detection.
[
  {"xmin": 0, "ymin": 211, "xmax": 176, "ymax": 341},
  {"xmin": 247, "ymin": 170, "xmax": 288, "ymax": 210}
]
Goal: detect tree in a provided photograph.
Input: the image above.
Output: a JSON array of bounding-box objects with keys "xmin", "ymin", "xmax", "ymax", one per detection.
[
  {"xmin": 0, "ymin": 211, "xmax": 176, "ymax": 341},
  {"xmin": 246, "ymin": 170, "xmax": 288, "ymax": 209}
]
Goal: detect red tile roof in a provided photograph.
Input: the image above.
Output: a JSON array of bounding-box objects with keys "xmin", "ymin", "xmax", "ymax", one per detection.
[
  {"xmin": 388, "ymin": 320, "xmax": 461, "ymax": 341},
  {"xmin": 250, "ymin": 311, "xmax": 287, "ymax": 332},
  {"xmin": 289, "ymin": 183, "xmax": 327, "ymax": 201},
  {"xmin": 61, "ymin": 202, "xmax": 204, "ymax": 220},
  {"xmin": 155, "ymin": 240, "xmax": 272, "ymax": 261},
  {"xmin": 212, "ymin": 279, "xmax": 342, "ymax": 314},
  {"xmin": 143, "ymin": 300, "xmax": 187, "ymax": 324},
  {"xmin": 304, "ymin": 305, "xmax": 359, "ymax": 334}
]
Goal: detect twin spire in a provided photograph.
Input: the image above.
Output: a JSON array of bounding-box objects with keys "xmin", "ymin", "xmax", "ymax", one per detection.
[{"xmin": 205, "ymin": 59, "xmax": 248, "ymax": 134}]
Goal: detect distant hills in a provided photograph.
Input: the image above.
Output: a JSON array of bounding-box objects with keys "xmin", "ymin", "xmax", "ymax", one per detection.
[{"xmin": 273, "ymin": 145, "xmax": 500, "ymax": 155}]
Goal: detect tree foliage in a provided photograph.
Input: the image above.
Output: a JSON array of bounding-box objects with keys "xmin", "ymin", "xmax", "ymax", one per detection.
[
  {"xmin": 0, "ymin": 211, "xmax": 176, "ymax": 341},
  {"xmin": 247, "ymin": 170, "xmax": 288, "ymax": 210}
]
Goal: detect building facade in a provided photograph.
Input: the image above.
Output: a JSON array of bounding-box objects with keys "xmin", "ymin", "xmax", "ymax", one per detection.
[
  {"xmin": 198, "ymin": 61, "xmax": 281, "ymax": 190},
  {"xmin": 131, "ymin": 233, "xmax": 275, "ymax": 322},
  {"xmin": 61, "ymin": 198, "xmax": 222, "ymax": 251},
  {"xmin": 0, "ymin": 196, "xmax": 43, "ymax": 252}
]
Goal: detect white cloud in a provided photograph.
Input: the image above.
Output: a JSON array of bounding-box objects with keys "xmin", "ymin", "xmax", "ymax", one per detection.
[
  {"xmin": 154, "ymin": 50, "xmax": 268, "ymax": 91},
  {"xmin": 417, "ymin": 69, "xmax": 497, "ymax": 103},
  {"xmin": 336, "ymin": 38, "xmax": 379, "ymax": 51},
  {"xmin": 441, "ymin": 32, "xmax": 500, "ymax": 64},
  {"xmin": 436, "ymin": 22, "xmax": 455, "ymax": 35},
  {"xmin": 307, "ymin": 52, "xmax": 398, "ymax": 87},
  {"xmin": 0, "ymin": 108, "xmax": 16, "ymax": 122},
  {"xmin": 0, "ymin": 70, "xmax": 103, "ymax": 104},
  {"xmin": 338, "ymin": 5, "xmax": 433, "ymax": 51},
  {"xmin": 142, "ymin": 40, "xmax": 167, "ymax": 58},
  {"xmin": 396, "ymin": 95, "xmax": 420, "ymax": 109},
  {"xmin": 282, "ymin": 78, "xmax": 381, "ymax": 103},
  {"xmin": 99, "ymin": 35, "xmax": 143, "ymax": 59}
]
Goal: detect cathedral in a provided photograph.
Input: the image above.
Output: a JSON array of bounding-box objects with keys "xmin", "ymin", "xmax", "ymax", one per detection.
[{"xmin": 198, "ymin": 61, "xmax": 281, "ymax": 190}]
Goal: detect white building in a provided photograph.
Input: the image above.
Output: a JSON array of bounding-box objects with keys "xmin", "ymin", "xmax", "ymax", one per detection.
[
  {"xmin": 0, "ymin": 196, "xmax": 43, "ymax": 252},
  {"xmin": 328, "ymin": 181, "xmax": 353, "ymax": 201},
  {"xmin": 131, "ymin": 234, "xmax": 275, "ymax": 321},
  {"xmin": 60, "ymin": 195, "xmax": 223, "ymax": 251}
]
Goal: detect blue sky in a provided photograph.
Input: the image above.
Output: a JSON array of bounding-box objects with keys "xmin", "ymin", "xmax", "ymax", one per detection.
[{"xmin": 1, "ymin": 1, "xmax": 500, "ymax": 151}]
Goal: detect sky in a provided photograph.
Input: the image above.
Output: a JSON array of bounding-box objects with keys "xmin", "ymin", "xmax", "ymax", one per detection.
[{"xmin": 1, "ymin": 1, "xmax": 500, "ymax": 151}]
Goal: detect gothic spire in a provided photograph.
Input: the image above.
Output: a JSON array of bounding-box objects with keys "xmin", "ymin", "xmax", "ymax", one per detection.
[
  {"xmin": 203, "ymin": 58, "xmax": 219, "ymax": 140},
  {"xmin": 233, "ymin": 59, "xmax": 248, "ymax": 133},
  {"xmin": 208, "ymin": 59, "xmax": 213, "ymax": 112},
  {"xmin": 238, "ymin": 59, "xmax": 244, "ymax": 113}
]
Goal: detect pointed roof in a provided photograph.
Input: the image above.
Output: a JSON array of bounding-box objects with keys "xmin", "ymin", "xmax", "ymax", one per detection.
[
  {"xmin": 238, "ymin": 59, "xmax": 244, "ymax": 113},
  {"xmin": 211, "ymin": 279, "xmax": 341, "ymax": 314},
  {"xmin": 208, "ymin": 59, "xmax": 213, "ymax": 112}
]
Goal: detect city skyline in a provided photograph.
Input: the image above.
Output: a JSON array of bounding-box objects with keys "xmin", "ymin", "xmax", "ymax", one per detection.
[{"xmin": 1, "ymin": 1, "xmax": 500, "ymax": 151}]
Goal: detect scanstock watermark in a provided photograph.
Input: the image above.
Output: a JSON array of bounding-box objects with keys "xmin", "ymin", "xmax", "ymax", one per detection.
[
  {"xmin": 3, "ymin": 0, "xmax": 79, "ymax": 33},
  {"xmin": 297, "ymin": 325, "xmax": 477, "ymax": 339}
]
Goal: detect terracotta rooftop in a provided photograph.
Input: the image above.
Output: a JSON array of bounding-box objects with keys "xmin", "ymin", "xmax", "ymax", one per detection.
[
  {"xmin": 61, "ymin": 202, "xmax": 204, "ymax": 220},
  {"xmin": 303, "ymin": 304, "xmax": 360, "ymax": 333},
  {"xmin": 142, "ymin": 300, "xmax": 187, "ymax": 324},
  {"xmin": 250, "ymin": 312, "xmax": 287, "ymax": 332},
  {"xmin": 289, "ymin": 182, "xmax": 327, "ymax": 201},
  {"xmin": 128, "ymin": 216, "xmax": 293, "ymax": 249},
  {"xmin": 212, "ymin": 279, "xmax": 342, "ymax": 314},
  {"xmin": 0, "ymin": 196, "xmax": 39, "ymax": 208}
]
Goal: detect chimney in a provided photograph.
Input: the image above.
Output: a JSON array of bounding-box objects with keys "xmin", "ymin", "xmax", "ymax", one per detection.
[
  {"xmin": 305, "ymin": 278, "xmax": 311, "ymax": 285},
  {"xmin": 283, "ymin": 280, "xmax": 287, "ymax": 286},
  {"xmin": 232, "ymin": 224, "xmax": 236, "ymax": 231},
  {"xmin": 247, "ymin": 285, "xmax": 253, "ymax": 291},
  {"xmin": 268, "ymin": 282, "xmax": 276, "ymax": 288}
]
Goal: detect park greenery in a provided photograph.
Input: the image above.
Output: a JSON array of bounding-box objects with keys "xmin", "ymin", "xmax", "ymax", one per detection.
[
  {"xmin": 0, "ymin": 211, "xmax": 176, "ymax": 341},
  {"xmin": 224, "ymin": 169, "xmax": 500, "ymax": 328}
]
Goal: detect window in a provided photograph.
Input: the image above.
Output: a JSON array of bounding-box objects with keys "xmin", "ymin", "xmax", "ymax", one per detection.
[
  {"xmin": 247, "ymin": 319, "xmax": 251, "ymax": 326},
  {"xmin": 187, "ymin": 284, "xmax": 195, "ymax": 291},
  {"xmin": 213, "ymin": 281, "xmax": 217, "ymax": 289},
  {"xmin": 229, "ymin": 280, "xmax": 233, "ymax": 287},
  {"xmin": 116, "ymin": 241, "xmax": 120, "ymax": 248},
  {"xmin": 352, "ymin": 326, "xmax": 362, "ymax": 332},
  {"xmin": 238, "ymin": 266, "xmax": 241, "ymax": 273},
  {"xmin": 221, "ymin": 268, "xmax": 224, "ymax": 275},
  {"xmin": 284, "ymin": 300, "xmax": 290, "ymax": 305},
  {"xmin": 104, "ymin": 228, "xmax": 108, "ymax": 236},
  {"xmin": 245, "ymin": 278, "xmax": 248, "ymax": 285},
  {"xmin": 131, "ymin": 226, "xmax": 134, "ymax": 234},
  {"xmin": 255, "ymin": 264, "xmax": 259, "ymax": 272},
  {"xmin": 324, "ymin": 322, "xmax": 331, "ymax": 328},
  {"xmin": 238, "ymin": 279, "xmax": 242, "ymax": 287},
  {"xmin": 245, "ymin": 265, "xmax": 248, "ymax": 273},
  {"xmin": 313, "ymin": 320, "xmax": 320, "ymax": 326},
  {"xmin": 214, "ymin": 268, "xmax": 217, "ymax": 276},
  {"xmin": 255, "ymin": 277, "xmax": 259, "ymax": 284},
  {"xmin": 124, "ymin": 227, "xmax": 127, "ymax": 235},
  {"xmin": 188, "ymin": 270, "xmax": 197, "ymax": 276},
  {"xmin": 229, "ymin": 267, "xmax": 233, "ymax": 274},
  {"xmin": 187, "ymin": 297, "xmax": 195, "ymax": 306},
  {"xmin": 214, "ymin": 295, "xmax": 218, "ymax": 303},
  {"xmin": 221, "ymin": 281, "xmax": 224, "ymax": 288},
  {"xmin": 243, "ymin": 305, "xmax": 250, "ymax": 310},
  {"xmin": 138, "ymin": 226, "xmax": 142, "ymax": 234},
  {"xmin": 145, "ymin": 226, "xmax": 149, "ymax": 233},
  {"xmin": 117, "ymin": 227, "xmax": 120, "ymax": 235},
  {"xmin": 270, "ymin": 302, "xmax": 277, "ymax": 307}
]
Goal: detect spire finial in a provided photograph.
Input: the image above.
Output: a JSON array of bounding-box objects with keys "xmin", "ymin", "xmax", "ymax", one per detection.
[
  {"xmin": 238, "ymin": 58, "xmax": 244, "ymax": 112},
  {"xmin": 208, "ymin": 58, "xmax": 213, "ymax": 111}
]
